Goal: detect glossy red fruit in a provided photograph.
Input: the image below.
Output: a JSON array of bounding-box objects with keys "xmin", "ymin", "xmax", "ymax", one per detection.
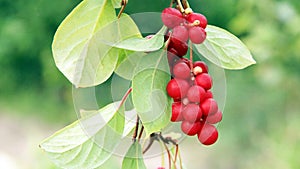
[
  {"xmin": 200, "ymin": 98, "xmax": 218, "ymax": 116},
  {"xmin": 189, "ymin": 26, "xmax": 206, "ymax": 44},
  {"xmin": 182, "ymin": 103, "xmax": 202, "ymax": 122},
  {"xmin": 187, "ymin": 85, "xmax": 206, "ymax": 103},
  {"xmin": 172, "ymin": 25, "xmax": 189, "ymax": 43},
  {"xmin": 166, "ymin": 79, "xmax": 190, "ymax": 99},
  {"xmin": 198, "ymin": 123, "xmax": 218, "ymax": 145},
  {"xmin": 181, "ymin": 121, "xmax": 201, "ymax": 136},
  {"xmin": 204, "ymin": 90, "xmax": 213, "ymax": 100},
  {"xmin": 193, "ymin": 61, "xmax": 208, "ymax": 74},
  {"xmin": 171, "ymin": 102, "xmax": 184, "ymax": 122},
  {"xmin": 169, "ymin": 40, "xmax": 188, "ymax": 57},
  {"xmin": 195, "ymin": 73, "xmax": 212, "ymax": 90},
  {"xmin": 206, "ymin": 110, "xmax": 223, "ymax": 124},
  {"xmin": 173, "ymin": 62, "xmax": 191, "ymax": 79},
  {"xmin": 186, "ymin": 13, "xmax": 207, "ymax": 29},
  {"xmin": 161, "ymin": 8, "xmax": 184, "ymax": 28}
]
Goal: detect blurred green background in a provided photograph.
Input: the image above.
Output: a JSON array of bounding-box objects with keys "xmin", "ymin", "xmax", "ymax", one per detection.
[{"xmin": 1, "ymin": 0, "xmax": 300, "ymax": 168}]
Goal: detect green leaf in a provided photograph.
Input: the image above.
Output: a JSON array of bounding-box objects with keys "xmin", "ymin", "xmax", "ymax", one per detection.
[
  {"xmin": 113, "ymin": 26, "xmax": 167, "ymax": 52},
  {"xmin": 195, "ymin": 25, "xmax": 256, "ymax": 69},
  {"xmin": 132, "ymin": 54, "xmax": 172, "ymax": 135},
  {"xmin": 52, "ymin": 0, "xmax": 141, "ymax": 87},
  {"xmin": 115, "ymin": 50, "xmax": 170, "ymax": 80},
  {"xmin": 39, "ymin": 102, "xmax": 125, "ymax": 169},
  {"xmin": 122, "ymin": 142, "xmax": 147, "ymax": 169},
  {"xmin": 111, "ymin": 0, "xmax": 122, "ymax": 8}
]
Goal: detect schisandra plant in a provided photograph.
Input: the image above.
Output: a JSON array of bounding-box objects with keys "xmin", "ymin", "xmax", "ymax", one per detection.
[{"xmin": 39, "ymin": 0, "xmax": 256, "ymax": 168}]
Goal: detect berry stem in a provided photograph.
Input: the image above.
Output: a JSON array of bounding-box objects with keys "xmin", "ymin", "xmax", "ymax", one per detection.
[
  {"xmin": 176, "ymin": 0, "xmax": 185, "ymax": 13},
  {"xmin": 189, "ymin": 42, "xmax": 193, "ymax": 71},
  {"xmin": 117, "ymin": 0, "xmax": 128, "ymax": 19},
  {"xmin": 182, "ymin": 0, "xmax": 190, "ymax": 9},
  {"xmin": 161, "ymin": 141, "xmax": 172, "ymax": 169}
]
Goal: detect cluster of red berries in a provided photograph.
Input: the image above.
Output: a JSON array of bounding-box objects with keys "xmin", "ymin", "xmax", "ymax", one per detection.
[
  {"xmin": 161, "ymin": 8, "xmax": 222, "ymax": 146},
  {"xmin": 166, "ymin": 59, "xmax": 222, "ymax": 145}
]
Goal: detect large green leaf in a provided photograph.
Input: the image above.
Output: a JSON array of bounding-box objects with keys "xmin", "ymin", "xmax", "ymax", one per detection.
[
  {"xmin": 132, "ymin": 67, "xmax": 172, "ymax": 135},
  {"xmin": 52, "ymin": 0, "xmax": 141, "ymax": 87},
  {"xmin": 113, "ymin": 26, "xmax": 167, "ymax": 52},
  {"xmin": 115, "ymin": 50, "xmax": 170, "ymax": 80},
  {"xmin": 111, "ymin": 0, "xmax": 122, "ymax": 8},
  {"xmin": 122, "ymin": 142, "xmax": 147, "ymax": 169},
  {"xmin": 195, "ymin": 25, "xmax": 256, "ymax": 69},
  {"xmin": 39, "ymin": 103, "xmax": 125, "ymax": 169}
]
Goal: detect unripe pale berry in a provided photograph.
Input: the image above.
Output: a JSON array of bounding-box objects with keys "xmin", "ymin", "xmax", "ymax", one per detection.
[
  {"xmin": 181, "ymin": 121, "xmax": 201, "ymax": 136},
  {"xmin": 187, "ymin": 85, "xmax": 206, "ymax": 103},
  {"xmin": 189, "ymin": 26, "xmax": 207, "ymax": 44},
  {"xmin": 173, "ymin": 62, "xmax": 191, "ymax": 79},
  {"xmin": 186, "ymin": 13, "xmax": 207, "ymax": 29},
  {"xmin": 161, "ymin": 8, "xmax": 184, "ymax": 28},
  {"xmin": 166, "ymin": 78, "xmax": 190, "ymax": 99},
  {"xmin": 182, "ymin": 103, "xmax": 202, "ymax": 122},
  {"xmin": 198, "ymin": 123, "xmax": 218, "ymax": 145},
  {"xmin": 171, "ymin": 102, "xmax": 184, "ymax": 122},
  {"xmin": 200, "ymin": 98, "xmax": 218, "ymax": 116},
  {"xmin": 195, "ymin": 73, "xmax": 212, "ymax": 90}
]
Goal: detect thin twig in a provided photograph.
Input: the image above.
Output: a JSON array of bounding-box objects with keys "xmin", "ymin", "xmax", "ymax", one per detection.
[
  {"xmin": 138, "ymin": 125, "xmax": 144, "ymax": 142},
  {"xmin": 132, "ymin": 116, "xmax": 140, "ymax": 142}
]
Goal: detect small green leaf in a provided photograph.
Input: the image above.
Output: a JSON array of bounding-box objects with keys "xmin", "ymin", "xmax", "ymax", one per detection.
[
  {"xmin": 195, "ymin": 25, "xmax": 256, "ymax": 69},
  {"xmin": 52, "ymin": 0, "xmax": 141, "ymax": 87},
  {"xmin": 115, "ymin": 50, "xmax": 170, "ymax": 80},
  {"xmin": 132, "ymin": 67, "xmax": 172, "ymax": 135},
  {"xmin": 113, "ymin": 26, "xmax": 167, "ymax": 52},
  {"xmin": 122, "ymin": 142, "xmax": 147, "ymax": 169},
  {"xmin": 40, "ymin": 102, "xmax": 125, "ymax": 169}
]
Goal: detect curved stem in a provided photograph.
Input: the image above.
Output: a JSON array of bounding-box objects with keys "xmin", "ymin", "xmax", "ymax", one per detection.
[{"xmin": 117, "ymin": 0, "xmax": 128, "ymax": 19}]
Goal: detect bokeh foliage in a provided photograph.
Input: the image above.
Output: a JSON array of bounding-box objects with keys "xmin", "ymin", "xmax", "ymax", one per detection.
[{"xmin": 0, "ymin": 0, "xmax": 299, "ymax": 168}]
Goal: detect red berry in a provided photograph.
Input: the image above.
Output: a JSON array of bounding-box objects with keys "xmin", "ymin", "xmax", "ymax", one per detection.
[
  {"xmin": 166, "ymin": 79, "xmax": 190, "ymax": 99},
  {"xmin": 161, "ymin": 8, "xmax": 184, "ymax": 28},
  {"xmin": 173, "ymin": 62, "xmax": 191, "ymax": 79},
  {"xmin": 198, "ymin": 123, "xmax": 218, "ymax": 145},
  {"xmin": 172, "ymin": 25, "xmax": 189, "ymax": 43},
  {"xmin": 171, "ymin": 102, "xmax": 184, "ymax": 122},
  {"xmin": 204, "ymin": 90, "xmax": 213, "ymax": 100},
  {"xmin": 195, "ymin": 73, "xmax": 212, "ymax": 90},
  {"xmin": 169, "ymin": 40, "xmax": 188, "ymax": 57},
  {"xmin": 189, "ymin": 26, "xmax": 206, "ymax": 44},
  {"xmin": 182, "ymin": 103, "xmax": 202, "ymax": 122},
  {"xmin": 200, "ymin": 98, "xmax": 218, "ymax": 116},
  {"xmin": 206, "ymin": 110, "xmax": 222, "ymax": 124},
  {"xmin": 181, "ymin": 121, "xmax": 201, "ymax": 136},
  {"xmin": 186, "ymin": 13, "xmax": 207, "ymax": 29},
  {"xmin": 193, "ymin": 61, "xmax": 208, "ymax": 74},
  {"xmin": 187, "ymin": 85, "xmax": 206, "ymax": 103}
]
